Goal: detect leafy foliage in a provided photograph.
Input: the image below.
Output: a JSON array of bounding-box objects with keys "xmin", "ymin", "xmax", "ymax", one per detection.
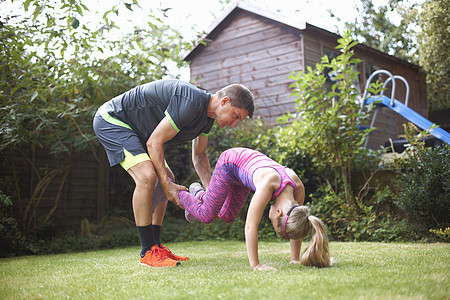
[
  {"xmin": 342, "ymin": 0, "xmax": 449, "ymax": 113},
  {"xmin": 0, "ymin": 191, "xmax": 31, "ymax": 257},
  {"xmin": 0, "ymin": 0, "xmax": 193, "ymax": 235},
  {"xmin": 343, "ymin": 0, "xmax": 421, "ymax": 64},
  {"xmin": 396, "ymin": 143, "xmax": 450, "ymax": 229},
  {"xmin": 163, "ymin": 217, "xmax": 246, "ymax": 242},
  {"xmin": 429, "ymin": 227, "xmax": 449, "ymax": 242},
  {"xmin": 282, "ymin": 30, "xmax": 374, "ymax": 202},
  {"xmin": 271, "ymin": 30, "xmax": 421, "ymax": 242},
  {"xmin": 417, "ymin": 0, "xmax": 450, "ymax": 112},
  {"xmin": 309, "ymin": 182, "xmax": 422, "ymax": 242}
]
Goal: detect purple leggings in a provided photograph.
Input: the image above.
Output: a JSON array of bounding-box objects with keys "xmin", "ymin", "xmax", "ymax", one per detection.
[{"xmin": 179, "ymin": 162, "xmax": 252, "ymax": 224}]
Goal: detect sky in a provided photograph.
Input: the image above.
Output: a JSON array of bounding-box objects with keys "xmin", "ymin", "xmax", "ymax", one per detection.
[
  {"xmin": 83, "ymin": 0, "xmax": 369, "ymax": 79},
  {"xmin": 1, "ymin": 0, "xmax": 408, "ymax": 80},
  {"xmin": 86, "ymin": 0, "xmax": 366, "ymax": 39}
]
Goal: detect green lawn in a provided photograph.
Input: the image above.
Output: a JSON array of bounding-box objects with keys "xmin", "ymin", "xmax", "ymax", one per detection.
[{"xmin": 1, "ymin": 241, "xmax": 449, "ymax": 299}]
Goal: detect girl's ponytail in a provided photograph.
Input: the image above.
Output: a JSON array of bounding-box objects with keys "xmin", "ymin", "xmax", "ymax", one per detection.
[{"xmin": 300, "ymin": 215, "xmax": 331, "ymax": 268}]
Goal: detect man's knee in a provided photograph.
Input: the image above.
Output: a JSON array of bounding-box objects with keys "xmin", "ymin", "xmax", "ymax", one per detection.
[
  {"xmin": 130, "ymin": 164, "xmax": 157, "ymax": 188},
  {"xmin": 139, "ymin": 172, "xmax": 157, "ymax": 188}
]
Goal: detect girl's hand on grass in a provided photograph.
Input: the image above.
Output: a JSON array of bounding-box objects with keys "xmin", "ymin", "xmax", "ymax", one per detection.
[
  {"xmin": 289, "ymin": 259, "xmax": 301, "ymax": 264},
  {"xmin": 253, "ymin": 264, "xmax": 277, "ymax": 271}
]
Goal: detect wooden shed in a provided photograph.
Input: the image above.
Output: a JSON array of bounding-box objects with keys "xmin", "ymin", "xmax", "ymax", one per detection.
[{"xmin": 183, "ymin": 1, "xmax": 428, "ymax": 150}]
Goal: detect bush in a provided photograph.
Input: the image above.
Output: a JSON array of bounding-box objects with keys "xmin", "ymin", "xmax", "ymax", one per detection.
[
  {"xmin": 309, "ymin": 186, "xmax": 375, "ymax": 241},
  {"xmin": 161, "ymin": 216, "xmax": 246, "ymax": 242},
  {"xmin": 31, "ymin": 217, "xmax": 139, "ymax": 255},
  {"xmin": 368, "ymin": 217, "xmax": 424, "ymax": 242},
  {"xmin": 396, "ymin": 144, "xmax": 450, "ymax": 229},
  {"xmin": 0, "ymin": 191, "xmax": 33, "ymax": 257},
  {"xmin": 309, "ymin": 180, "xmax": 427, "ymax": 242},
  {"xmin": 429, "ymin": 227, "xmax": 449, "ymax": 242}
]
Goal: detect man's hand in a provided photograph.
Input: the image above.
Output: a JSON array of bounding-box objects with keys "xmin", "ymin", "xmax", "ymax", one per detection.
[
  {"xmin": 164, "ymin": 181, "xmax": 188, "ymax": 209},
  {"xmin": 253, "ymin": 264, "xmax": 277, "ymax": 271}
]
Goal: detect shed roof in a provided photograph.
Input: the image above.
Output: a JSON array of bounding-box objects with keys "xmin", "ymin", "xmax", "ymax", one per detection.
[
  {"xmin": 206, "ymin": 1, "xmax": 306, "ymax": 35},
  {"xmin": 183, "ymin": 1, "xmax": 305, "ymax": 61}
]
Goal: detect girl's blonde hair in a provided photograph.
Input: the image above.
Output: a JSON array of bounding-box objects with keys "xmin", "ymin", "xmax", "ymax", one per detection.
[{"xmin": 275, "ymin": 205, "xmax": 331, "ymax": 268}]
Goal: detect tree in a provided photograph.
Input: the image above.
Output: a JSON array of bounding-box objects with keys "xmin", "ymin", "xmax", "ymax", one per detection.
[
  {"xmin": 280, "ymin": 30, "xmax": 375, "ymax": 202},
  {"xmin": 342, "ymin": 0, "xmax": 449, "ymax": 113},
  {"xmin": 342, "ymin": 0, "xmax": 421, "ymax": 64},
  {"xmin": 274, "ymin": 31, "xmax": 395, "ymax": 240},
  {"xmin": 0, "ymin": 0, "xmax": 193, "ymax": 235},
  {"xmin": 417, "ymin": 0, "xmax": 450, "ymax": 112}
]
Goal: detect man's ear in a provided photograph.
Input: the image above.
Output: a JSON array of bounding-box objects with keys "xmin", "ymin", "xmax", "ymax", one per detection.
[{"xmin": 220, "ymin": 96, "xmax": 230, "ymax": 106}]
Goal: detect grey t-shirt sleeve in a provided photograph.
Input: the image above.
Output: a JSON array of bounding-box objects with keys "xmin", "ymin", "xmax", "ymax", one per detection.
[{"xmin": 165, "ymin": 94, "xmax": 201, "ymax": 132}]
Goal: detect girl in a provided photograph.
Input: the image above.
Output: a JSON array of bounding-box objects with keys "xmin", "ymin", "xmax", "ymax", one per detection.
[{"xmin": 178, "ymin": 147, "xmax": 330, "ymax": 271}]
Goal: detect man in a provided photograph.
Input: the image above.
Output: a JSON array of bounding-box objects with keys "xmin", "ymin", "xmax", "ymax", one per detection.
[{"xmin": 93, "ymin": 79, "xmax": 254, "ymax": 267}]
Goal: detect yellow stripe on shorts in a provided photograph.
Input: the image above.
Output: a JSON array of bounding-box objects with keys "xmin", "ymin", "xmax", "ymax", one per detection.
[
  {"xmin": 120, "ymin": 149, "xmax": 150, "ymax": 171},
  {"xmin": 120, "ymin": 149, "xmax": 169, "ymax": 171}
]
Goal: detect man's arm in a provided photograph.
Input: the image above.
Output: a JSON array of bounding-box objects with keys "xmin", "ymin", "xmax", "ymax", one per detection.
[
  {"xmin": 192, "ymin": 135, "xmax": 211, "ymax": 189},
  {"xmin": 147, "ymin": 116, "xmax": 187, "ymax": 207}
]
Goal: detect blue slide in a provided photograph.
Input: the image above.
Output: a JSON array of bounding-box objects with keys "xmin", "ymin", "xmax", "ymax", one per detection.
[{"xmin": 365, "ymin": 95, "xmax": 450, "ymax": 144}]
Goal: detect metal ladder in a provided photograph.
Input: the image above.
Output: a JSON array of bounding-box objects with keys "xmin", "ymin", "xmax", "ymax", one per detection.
[{"xmin": 359, "ymin": 69, "xmax": 410, "ymax": 148}]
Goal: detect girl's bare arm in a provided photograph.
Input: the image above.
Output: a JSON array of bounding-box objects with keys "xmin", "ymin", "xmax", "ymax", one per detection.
[
  {"xmin": 290, "ymin": 239, "xmax": 302, "ymax": 263},
  {"xmin": 245, "ymin": 186, "xmax": 274, "ymax": 270}
]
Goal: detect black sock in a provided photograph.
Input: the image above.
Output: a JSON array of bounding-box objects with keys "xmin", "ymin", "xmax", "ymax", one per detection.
[
  {"xmin": 137, "ymin": 225, "xmax": 155, "ymax": 257},
  {"xmin": 152, "ymin": 225, "xmax": 161, "ymax": 246}
]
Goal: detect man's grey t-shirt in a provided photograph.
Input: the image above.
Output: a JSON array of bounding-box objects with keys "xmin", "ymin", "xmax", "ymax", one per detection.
[{"xmin": 103, "ymin": 79, "xmax": 214, "ymax": 144}]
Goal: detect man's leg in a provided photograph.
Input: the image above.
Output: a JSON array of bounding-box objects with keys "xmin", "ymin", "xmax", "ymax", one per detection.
[
  {"xmin": 151, "ymin": 166, "xmax": 174, "ymax": 228},
  {"xmin": 151, "ymin": 180, "xmax": 167, "ymax": 247},
  {"xmin": 152, "ymin": 167, "xmax": 189, "ymax": 261},
  {"xmin": 127, "ymin": 161, "xmax": 157, "ymax": 254},
  {"xmin": 93, "ymin": 112, "xmax": 178, "ymax": 267},
  {"xmin": 127, "ymin": 160, "xmax": 179, "ymax": 267}
]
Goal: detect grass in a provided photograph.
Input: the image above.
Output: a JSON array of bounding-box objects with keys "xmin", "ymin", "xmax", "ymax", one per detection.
[{"xmin": 1, "ymin": 241, "xmax": 449, "ymax": 299}]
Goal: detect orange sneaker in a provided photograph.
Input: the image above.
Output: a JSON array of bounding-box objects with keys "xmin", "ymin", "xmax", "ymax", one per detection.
[
  {"xmin": 139, "ymin": 245, "xmax": 180, "ymax": 267},
  {"xmin": 160, "ymin": 244, "xmax": 189, "ymax": 261}
]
